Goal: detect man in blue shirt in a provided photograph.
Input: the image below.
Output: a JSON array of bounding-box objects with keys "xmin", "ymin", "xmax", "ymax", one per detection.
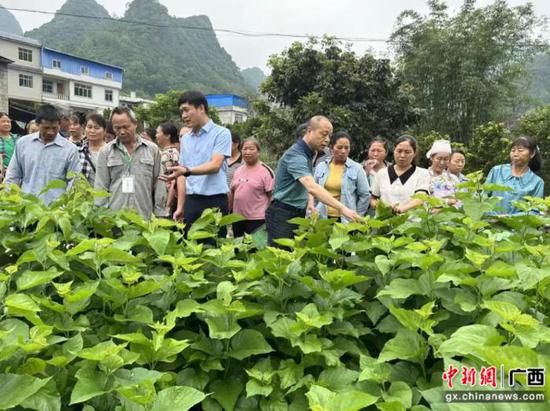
[
  {"xmin": 164, "ymin": 91, "xmax": 231, "ymax": 237},
  {"xmin": 4, "ymin": 104, "xmax": 80, "ymax": 205},
  {"xmin": 266, "ymin": 115, "xmax": 361, "ymax": 247}
]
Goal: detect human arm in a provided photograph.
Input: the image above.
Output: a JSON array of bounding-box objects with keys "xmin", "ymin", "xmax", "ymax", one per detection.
[
  {"xmin": 298, "ymin": 175, "xmax": 360, "ymax": 222},
  {"xmin": 393, "ymin": 169, "xmax": 430, "ymax": 214},
  {"xmin": 369, "ymin": 171, "xmax": 381, "ymax": 209},
  {"xmin": 173, "ymin": 176, "xmax": 186, "ymax": 220}
]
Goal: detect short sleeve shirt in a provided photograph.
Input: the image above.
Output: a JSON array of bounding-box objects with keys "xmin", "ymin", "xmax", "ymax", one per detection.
[
  {"xmin": 272, "ymin": 139, "xmax": 315, "ymax": 209},
  {"xmin": 155, "ymin": 146, "xmax": 180, "ymax": 216},
  {"xmin": 371, "ymin": 165, "xmax": 430, "ymax": 207},
  {"xmin": 231, "ymin": 162, "xmax": 274, "ymax": 220},
  {"xmin": 429, "ymin": 168, "xmax": 460, "ymax": 199},
  {"xmin": 179, "ymin": 120, "xmax": 231, "ymax": 195}
]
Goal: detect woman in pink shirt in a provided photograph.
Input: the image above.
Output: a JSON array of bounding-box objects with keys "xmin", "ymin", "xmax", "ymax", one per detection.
[{"xmin": 230, "ymin": 138, "xmax": 274, "ymax": 237}]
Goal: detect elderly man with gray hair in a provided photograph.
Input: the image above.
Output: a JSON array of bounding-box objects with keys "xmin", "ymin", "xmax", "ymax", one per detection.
[
  {"xmin": 265, "ymin": 115, "xmax": 361, "ymax": 247},
  {"xmin": 94, "ymin": 106, "xmax": 161, "ymax": 219}
]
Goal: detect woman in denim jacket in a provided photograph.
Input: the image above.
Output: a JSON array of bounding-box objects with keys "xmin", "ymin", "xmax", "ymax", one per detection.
[{"xmin": 310, "ymin": 131, "xmax": 370, "ymax": 223}]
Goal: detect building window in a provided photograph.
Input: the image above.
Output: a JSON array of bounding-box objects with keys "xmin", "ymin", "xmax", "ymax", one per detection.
[
  {"xmin": 43, "ymin": 79, "xmax": 53, "ymax": 93},
  {"xmin": 81, "ymin": 66, "xmax": 89, "ymax": 75},
  {"xmin": 19, "ymin": 74, "xmax": 33, "ymax": 88},
  {"xmin": 74, "ymin": 83, "xmax": 92, "ymax": 98},
  {"xmin": 52, "ymin": 59, "xmax": 61, "ymax": 69},
  {"xmin": 105, "ymin": 72, "xmax": 113, "ymax": 80},
  {"xmin": 18, "ymin": 48, "xmax": 33, "ymax": 62},
  {"xmin": 105, "ymin": 89, "xmax": 113, "ymax": 102}
]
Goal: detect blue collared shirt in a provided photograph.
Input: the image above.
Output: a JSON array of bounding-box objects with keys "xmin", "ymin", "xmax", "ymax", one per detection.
[
  {"xmin": 486, "ymin": 164, "xmax": 544, "ymax": 215},
  {"xmin": 272, "ymin": 138, "xmax": 315, "ymax": 209},
  {"xmin": 179, "ymin": 120, "xmax": 231, "ymax": 195},
  {"xmin": 4, "ymin": 132, "xmax": 80, "ymax": 205}
]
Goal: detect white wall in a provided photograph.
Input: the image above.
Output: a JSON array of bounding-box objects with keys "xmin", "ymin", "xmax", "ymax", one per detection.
[
  {"xmin": 0, "ymin": 38, "xmax": 41, "ymax": 70},
  {"xmin": 68, "ymin": 80, "xmax": 120, "ymax": 110},
  {"xmin": 7, "ymin": 68, "xmax": 42, "ymax": 102}
]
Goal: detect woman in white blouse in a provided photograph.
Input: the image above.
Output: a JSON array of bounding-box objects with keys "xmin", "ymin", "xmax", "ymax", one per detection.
[{"xmin": 370, "ymin": 135, "xmax": 430, "ymax": 214}]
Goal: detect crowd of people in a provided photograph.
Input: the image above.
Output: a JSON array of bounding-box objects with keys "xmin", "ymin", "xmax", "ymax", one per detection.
[{"xmin": 0, "ymin": 90, "xmax": 546, "ymax": 248}]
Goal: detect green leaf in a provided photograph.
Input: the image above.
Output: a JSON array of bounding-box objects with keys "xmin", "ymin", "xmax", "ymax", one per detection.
[
  {"xmin": 485, "ymin": 260, "xmax": 517, "ymax": 278},
  {"xmin": 16, "ymin": 269, "xmax": 63, "ymax": 291},
  {"xmin": 375, "ymin": 255, "xmax": 392, "ymax": 275},
  {"xmin": 70, "ymin": 367, "xmax": 113, "ymax": 404},
  {"xmin": 211, "ymin": 379, "xmax": 243, "ymax": 411},
  {"xmin": 98, "ymin": 247, "xmax": 141, "ymax": 264},
  {"xmin": 378, "ymin": 329, "xmax": 429, "ymax": 365},
  {"xmin": 296, "ymin": 303, "xmax": 333, "ymax": 329},
  {"xmin": 217, "ymin": 281, "xmax": 236, "ymax": 306},
  {"xmin": 437, "ymin": 324, "xmax": 505, "ymax": 358},
  {"xmin": 320, "ymin": 269, "xmax": 368, "ymax": 289},
  {"xmin": 306, "ymin": 385, "xmax": 378, "ymax": 411},
  {"xmin": 377, "ymin": 278, "xmax": 425, "ymax": 299},
  {"xmin": 20, "ymin": 379, "xmax": 61, "ymax": 411},
  {"xmin": 144, "ymin": 231, "xmax": 171, "ymax": 256},
  {"xmin": 358, "ymin": 355, "xmax": 392, "ymax": 383},
  {"xmin": 219, "ymin": 213, "xmax": 246, "ymax": 226},
  {"xmin": 205, "ymin": 314, "xmax": 241, "ymax": 339},
  {"xmin": 228, "ymin": 329, "xmax": 273, "ymax": 360},
  {"xmin": 318, "ymin": 367, "xmax": 359, "ymax": 391},
  {"xmin": 246, "ymin": 379, "xmax": 272, "ymax": 398},
  {"xmin": 151, "ymin": 386, "xmax": 206, "ymax": 411},
  {"xmin": 384, "ymin": 381, "xmax": 412, "ymax": 409},
  {"xmin": 0, "ymin": 374, "xmax": 51, "ymax": 409}
]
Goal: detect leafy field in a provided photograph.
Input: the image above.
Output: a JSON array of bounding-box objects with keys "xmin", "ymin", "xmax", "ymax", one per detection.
[{"xmin": 1, "ymin": 177, "xmax": 550, "ymax": 411}]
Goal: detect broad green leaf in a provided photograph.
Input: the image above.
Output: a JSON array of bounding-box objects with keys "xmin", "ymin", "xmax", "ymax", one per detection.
[
  {"xmin": 375, "ymin": 255, "xmax": 392, "ymax": 275},
  {"xmin": 98, "ymin": 247, "xmax": 141, "ymax": 264},
  {"xmin": 383, "ymin": 381, "xmax": 412, "ymax": 409},
  {"xmin": 296, "ymin": 304, "xmax": 333, "ymax": 329},
  {"xmin": 437, "ymin": 324, "xmax": 505, "ymax": 358},
  {"xmin": 277, "ymin": 359, "xmax": 304, "ymax": 390},
  {"xmin": 16, "ymin": 269, "xmax": 62, "ymax": 291},
  {"xmin": 306, "ymin": 385, "xmax": 378, "ymax": 411},
  {"xmin": 318, "ymin": 367, "xmax": 359, "ymax": 391},
  {"xmin": 377, "ymin": 278, "xmax": 425, "ymax": 299},
  {"xmin": 5, "ymin": 293, "xmax": 42, "ymax": 324},
  {"xmin": 228, "ymin": 329, "xmax": 273, "ymax": 360},
  {"xmin": 320, "ymin": 269, "xmax": 369, "ymax": 289},
  {"xmin": 389, "ymin": 305, "xmax": 436, "ymax": 335},
  {"xmin": 20, "ymin": 378, "xmax": 61, "ymax": 411},
  {"xmin": 465, "ymin": 248, "xmax": 490, "ymax": 267},
  {"xmin": 70, "ymin": 367, "xmax": 113, "ymax": 404},
  {"xmin": 378, "ymin": 329, "xmax": 429, "ymax": 365},
  {"xmin": 211, "ymin": 379, "xmax": 243, "ymax": 411},
  {"xmin": 483, "ymin": 300, "xmax": 538, "ymax": 327},
  {"xmin": 78, "ymin": 341, "xmax": 126, "ymax": 361},
  {"xmin": 219, "ymin": 213, "xmax": 246, "ymax": 226},
  {"xmin": 358, "ymin": 355, "xmax": 392, "ymax": 383},
  {"xmin": 217, "ymin": 281, "xmax": 236, "ymax": 306},
  {"xmin": 245, "ymin": 379, "xmax": 272, "ymax": 397},
  {"xmin": 0, "ymin": 374, "xmax": 51, "ymax": 409},
  {"xmin": 144, "ymin": 231, "xmax": 171, "ymax": 256},
  {"xmin": 151, "ymin": 386, "xmax": 206, "ymax": 411},
  {"xmin": 205, "ymin": 314, "xmax": 241, "ymax": 339},
  {"xmin": 485, "ymin": 260, "xmax": 516, "ymax": 278}
]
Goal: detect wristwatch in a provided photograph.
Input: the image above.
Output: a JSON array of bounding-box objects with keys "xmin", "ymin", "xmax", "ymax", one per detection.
[{"xmin": 182, "ymin": 166, "xmax": 192, "ymax": 177}]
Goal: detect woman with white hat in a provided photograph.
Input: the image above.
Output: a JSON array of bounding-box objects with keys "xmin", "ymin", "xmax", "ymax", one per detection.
[{"xmin": 427, "ymin": 140, "xmax": 460, "ymax": 204}]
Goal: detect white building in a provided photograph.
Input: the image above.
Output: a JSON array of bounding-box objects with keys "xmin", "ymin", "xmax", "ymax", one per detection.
[
  {"xmin": 41, "ymin": 47, "xmax": 123, "ymax": 113},
  {"xmin": 0, "ymin": 31, "xmax": 43, "ymax": 105}
]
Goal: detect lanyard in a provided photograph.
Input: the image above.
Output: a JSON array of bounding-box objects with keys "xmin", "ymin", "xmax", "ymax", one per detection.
[{"xmin": 116, "ymin": 140, "xmax": 134, "ymax": 172}]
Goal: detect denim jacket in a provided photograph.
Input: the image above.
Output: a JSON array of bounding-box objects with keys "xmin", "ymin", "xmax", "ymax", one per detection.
[{"xmin": 313, "ymin": 157, "xmax": 370, "ymax": 222}]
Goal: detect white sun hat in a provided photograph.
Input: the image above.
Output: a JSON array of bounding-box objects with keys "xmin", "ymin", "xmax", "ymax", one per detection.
[{"xmin": 426, "ymin": 140, "xmax": 452, "ymax": 159}]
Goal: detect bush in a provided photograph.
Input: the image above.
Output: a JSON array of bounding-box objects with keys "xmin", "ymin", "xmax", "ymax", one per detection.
[{"xmin": 1, "ymin": 178, "xmax": 550, "ymax": 410}]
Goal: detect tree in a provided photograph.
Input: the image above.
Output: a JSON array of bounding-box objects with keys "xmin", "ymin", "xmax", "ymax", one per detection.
[
  {"xmin": 257, "ymin": 37, "xmax": 418, "ymax": 159},
  {"xmin": 391, "ymin": 0, "xmax": 546, "ymax": 143},
  {"xmin": 134, "ymin": 90, "xmax": 221, "ymax": 129}
]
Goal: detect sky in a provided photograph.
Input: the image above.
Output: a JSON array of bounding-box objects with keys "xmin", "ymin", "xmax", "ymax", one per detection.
[{"xmin": 1, "ymin": 0, "xmax": 549, "ymax": 72}]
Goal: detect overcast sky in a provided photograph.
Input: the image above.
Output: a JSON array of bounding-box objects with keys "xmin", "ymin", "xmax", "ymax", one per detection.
[{"xmin": 1, "ymin": 0, "xmax": 549, "ymax": 72}]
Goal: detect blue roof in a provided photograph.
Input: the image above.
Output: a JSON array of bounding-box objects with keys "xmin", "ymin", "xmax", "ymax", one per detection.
[
  {"xmin": 42, "ymin": 47, "xmax": 123, "ymax": 83},
  {"xmin": 206, "ymin": 94, "xmax": 248, "ymax": 109}
]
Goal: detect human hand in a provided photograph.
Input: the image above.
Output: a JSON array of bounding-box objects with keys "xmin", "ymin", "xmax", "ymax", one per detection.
[
  {"xmin": 341, "ymin": 207, "xmax": 361, "ymax": 222},
  {"xmin": 173, "ymin": 208, "xmax": 184, "ymax": 221}
]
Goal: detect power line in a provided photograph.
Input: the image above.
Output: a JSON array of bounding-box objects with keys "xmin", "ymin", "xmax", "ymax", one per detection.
[{"xmin": 3, "ymin": 6, "xmax": 390, "ymax": 43}]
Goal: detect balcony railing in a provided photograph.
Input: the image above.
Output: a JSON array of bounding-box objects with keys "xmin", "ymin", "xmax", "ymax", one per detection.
[{"xmin": 43, "ymin": 92, "xmax": 69, "ymax": 101}]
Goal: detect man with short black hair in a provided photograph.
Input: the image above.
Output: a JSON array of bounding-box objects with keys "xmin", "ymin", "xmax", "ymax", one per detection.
[
  {"xmin": 4, "ymin": 104, "xmax": 80, "ymax": 204},
  {"xmin": 163, "ymin": 90, "xmax": 232, "ymax": 236},
  {"xmin": 265, "ymin": 115, "xmax": 361, "ymax": 246},
  {"xmin": 95, "ymin": 106, "xmax": 161, "ymax": 219}
]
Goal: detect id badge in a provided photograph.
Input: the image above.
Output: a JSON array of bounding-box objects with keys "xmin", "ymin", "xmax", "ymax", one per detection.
[{"xmin": 122, "ymin": 176, "xmax": 135, "ymax": 194}]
